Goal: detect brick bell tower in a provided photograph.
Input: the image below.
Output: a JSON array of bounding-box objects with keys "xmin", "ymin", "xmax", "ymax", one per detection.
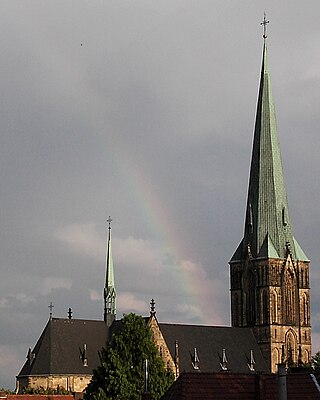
[{"xmin": 229, "ymin": 16, "xmax": 311, "ymax": 373}]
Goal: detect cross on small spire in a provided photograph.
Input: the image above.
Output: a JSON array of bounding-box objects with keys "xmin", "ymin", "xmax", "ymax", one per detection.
[
  {"xmin": 260, "ymin": 12, "xmax": 269, "ymax": 39},
  {"xmin": 107, "ymin": 216, "xmax": 112, "ymax": 230},
  {"xmin": 68, "ymin": 307, "xmax": 72, "ymax": 319},
  {"xmin": 48, "ymin": 301, "xmax": 54, "ymax": 319}
]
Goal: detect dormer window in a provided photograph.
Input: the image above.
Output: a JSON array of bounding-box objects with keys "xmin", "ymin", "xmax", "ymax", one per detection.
[
  {"xmin": 220, "ymin": 349, "xmax": 228, "ymax": 371},
  {"xmin": 27, "ymin": 348, "xmax": 35, "ymax": 365},
  {"xmin": 80, "ymin": 344, "xmax": 88, "ymax": 367},
  {"xmin": 192, "ymin": 348, "xmax": 200, "ymax": 370},
  {"xmin": 247, "ymin": 349, "xmax": 256, "ymax": 372}
]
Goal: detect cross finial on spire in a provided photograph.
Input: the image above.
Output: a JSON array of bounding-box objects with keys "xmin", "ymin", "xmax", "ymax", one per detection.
[
  {"xmin": 260, "ymin": 12, "xmax": 269, "ymax": 39},
  {"xmin": 107, "ymin": 216, "xmax": 112, "ymax": 230}
]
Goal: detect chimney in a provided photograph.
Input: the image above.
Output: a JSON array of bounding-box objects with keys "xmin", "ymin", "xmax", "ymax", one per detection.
[{"xmin": 278, "ymin": 363, "xmax": 287, "ymax": 400}]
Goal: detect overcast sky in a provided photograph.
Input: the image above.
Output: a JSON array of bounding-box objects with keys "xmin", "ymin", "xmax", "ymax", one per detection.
[{"xmin": 1, "ymin": 0, "xmax": 320, "ymax": 389}]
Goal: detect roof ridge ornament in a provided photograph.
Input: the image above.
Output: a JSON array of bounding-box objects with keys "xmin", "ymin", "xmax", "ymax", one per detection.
[
  {"xmin": 260, "ymin": 12, "xmax": 270, "ymax": 39},
  {"xmin": 48, "ymin": 301, "xmax": 54, "ymax": 319},
  {"xmin": 150, "ymin": 298, "xmax": 156, "ymax": 316}
]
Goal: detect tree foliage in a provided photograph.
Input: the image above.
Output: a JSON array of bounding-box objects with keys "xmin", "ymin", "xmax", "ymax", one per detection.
[
  {"xmin": 85, "ymin": 313, "xmax": 174, "ymax": 400},
  {"xmin": 0, "ymin": 388, "xmax": 15, "ymax": 394},
  {"xmin": 299, "ymin": 351, "xmax": 320, "ymax": 374},
  {"xmin": 22, "ymin": 386, "xmax": 71, "ymax": 395},
  {"xmin": 311, "ymin": 351, "xmax": 320, "ymax": 373}
]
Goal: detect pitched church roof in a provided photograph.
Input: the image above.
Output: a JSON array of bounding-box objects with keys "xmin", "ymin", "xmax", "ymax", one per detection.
[
  {"xmin": 18, "ymin": 318, "xmax": 108, "ymax": 377},
  {"xmin": 159, "ymin": 323, "xmax": 268, "ymax": 373},
  {"xmin": 160, "ymin": 372, "xmax": 320, "ymax": 400},
  {"xmin": 231, "ymin": 34, "xmax": 308, "ymax": 263},
  {"xmin": 17, "ymin": 316, "xmax": 268, "ymax": 382}
]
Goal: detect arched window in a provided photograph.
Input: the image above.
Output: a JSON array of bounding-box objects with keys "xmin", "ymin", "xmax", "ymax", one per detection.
[
  {"xmin": 232, "ymin": 293, "xmax": 239, "ymax": 326},
  {"xmin": 283, "ymin": 265, "xmax": 297, "ymax": 324},
  {"xmin": 304, "ymin": 349, "xmax": 310, "ymax": 364},
  {"xmin": 305, "ymin": 270, "xmax": 308, "ymax": 287},
  {"xmin": 272, "ymin": 347, "xmax": 280, "ymax": 365},
  {"xmin": 302, "ymin": 294, "xmax": 309, "ymax": 326},
  {"xmin": 247, "ymin": 271, "xmax": 256, "ymax": 326},
  {"xmin": 261, "ymin": 290, "xmax": 268, "ymax": 325},
  {"xmin": 271, "ymin": 291, "xmax": 277, "ymax": 323},
  {"xmin": 285, "ymin": 330, "xmax": 297, "ymax": 367}
]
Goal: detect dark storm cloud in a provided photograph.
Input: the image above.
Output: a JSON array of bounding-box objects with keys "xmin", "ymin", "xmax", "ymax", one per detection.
[{"xmin": 0, "ymin": 0, "xmax": 320, "ymax": 389}]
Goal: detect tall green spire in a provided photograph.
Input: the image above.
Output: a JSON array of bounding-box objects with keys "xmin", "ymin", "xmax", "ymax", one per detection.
[
  {"xmin": 104, "ymin": 216, "xmax": 116, "ymax": 325},
  {"xmin": 231, "ymin": 36, "xmax": 308, "ymax": 262}
]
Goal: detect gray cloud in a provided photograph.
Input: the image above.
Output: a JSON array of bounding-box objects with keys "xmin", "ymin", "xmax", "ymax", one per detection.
[{"xmin": 1, "ymin": 0, "xmax": 320, "ymax": 389}]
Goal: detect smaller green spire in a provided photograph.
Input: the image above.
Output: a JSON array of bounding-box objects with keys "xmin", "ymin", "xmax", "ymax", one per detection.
[{"xmin": 104, "ymin": 216, "xmax": 116, "ymax": 325}]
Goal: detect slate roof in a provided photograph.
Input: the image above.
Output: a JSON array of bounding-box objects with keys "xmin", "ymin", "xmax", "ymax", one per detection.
[
  {"xmin": 159, "ymin": 323, "xmax": 269, "ymax": 373},
  {"xmin": 160, "ymin": 372, "xmax": 320, "ymax": 400},
  {"xmin": 17, "ymin": 319, "xmax": 269, "ymax": 378},
  {"xmin": 18, "ymin": 318, "xmax": 108, "ymax": 377}
]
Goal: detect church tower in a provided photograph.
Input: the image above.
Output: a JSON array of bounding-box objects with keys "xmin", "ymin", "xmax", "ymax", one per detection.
[
  {"xmin": 229, "ymin": 17, "xmax": 311, "ymax": 372},
  {"xmin": 104, "ymin": 216, "xmax": 116, "ymax": 326}
]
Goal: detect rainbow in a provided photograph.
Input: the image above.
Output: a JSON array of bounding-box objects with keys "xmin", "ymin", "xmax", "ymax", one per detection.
[
  {"xmin": 71, "ymin": 75, "xmax": 222, "ymax": 325},
  {"xmin": 108, "ymin": 138, "xmax": 220, "ymax": 325}
]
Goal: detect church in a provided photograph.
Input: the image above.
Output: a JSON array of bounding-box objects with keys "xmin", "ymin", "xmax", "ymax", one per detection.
[{"xmin": 16, "ymin": 23, "xmax": 312, "ymax": 396}]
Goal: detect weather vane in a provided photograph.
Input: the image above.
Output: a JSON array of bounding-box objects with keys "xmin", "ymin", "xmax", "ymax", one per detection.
[{"xmin": 260, "ymin": 12, "xmax": 269, "ymax": 39}]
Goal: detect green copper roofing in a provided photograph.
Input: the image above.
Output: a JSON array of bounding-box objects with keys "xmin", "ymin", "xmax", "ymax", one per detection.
[
  {"xmin": 104, "ymin": 217, "xmax": 116, "ymax": 323},
  {"xmin": 259, "ymin": 234, "xmax": 280, "ymax": 259},
  {"xmin": 293, "ymin": 237, "xmax": 309, "ymax": 261},
  {"xmin": 231, "ymin": 40, "xmax": 308, "ymax": 263}
]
